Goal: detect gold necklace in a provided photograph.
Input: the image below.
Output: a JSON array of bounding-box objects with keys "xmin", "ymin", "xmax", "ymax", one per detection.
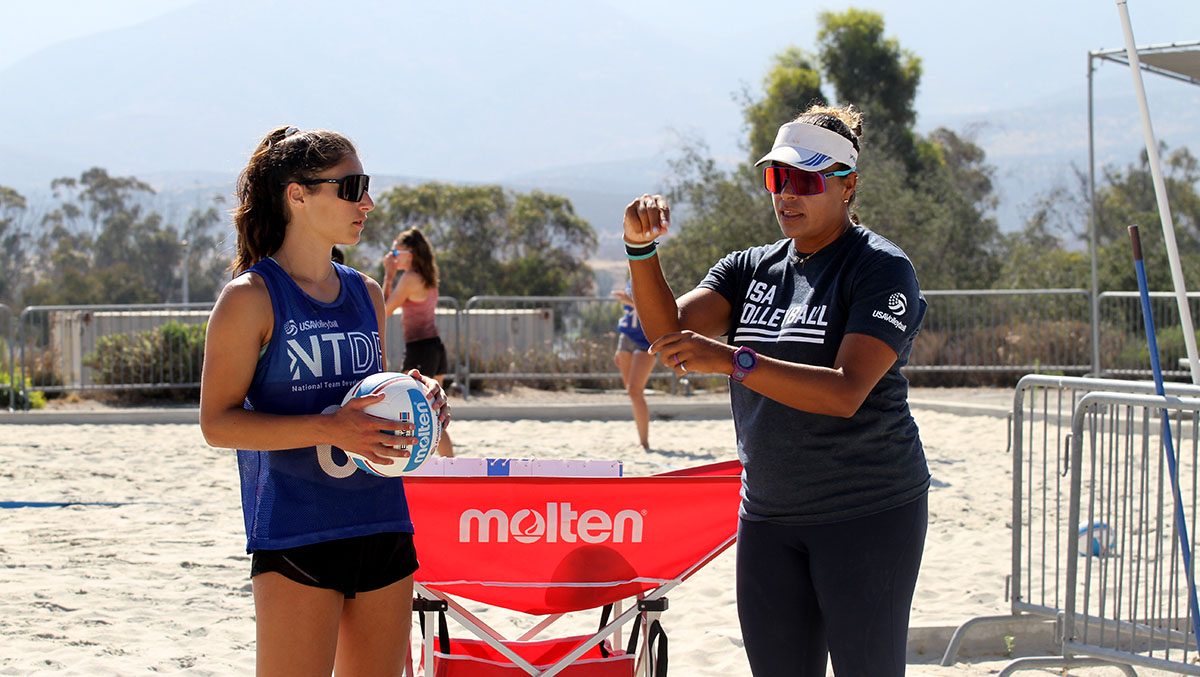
[
  {"xmin": 793, "ymin": 223, "xmax": 851, "ymax": 266},
  {"xmin": 792, "ymin": 250, "xmax": 817, "ymax": 266}
]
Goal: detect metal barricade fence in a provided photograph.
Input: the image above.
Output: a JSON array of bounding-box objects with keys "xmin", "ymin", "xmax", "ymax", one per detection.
[
  {"xmin": 1054, "ymin": 391, "xmax": 1200, "ymax": 674},
  {"xmin": 1099, "ymin": 291, "xmax": 1200, "ymax": 379},
  {"xmin": 460, "ymin": 296, "xmax": 680, "ymax": 397},
  {"xmin": 17, "ymin": 303, "xmax": 214, "ymax": 405},
  {"xmin": 0, "ymin": 289, "xmax": 1179, "ymax": 406},
  {"xmin": 942, "ymin": 375, "xmax": 1200, "ymax": 668},
  {"xmin": 908, "ymin": 289, "xmax": 1092, "ymax": 377},
  {"xmin": 1, "ymin": 303, "xmax": 13, "ymax": 410}
]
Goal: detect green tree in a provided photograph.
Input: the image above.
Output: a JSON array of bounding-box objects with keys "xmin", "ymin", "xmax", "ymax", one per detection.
[
  {"xmin": 0, "ymin": 186, "xmax": 28, "ymax": 307},
  {"xmin": 662, "ymin": 146, "xmax": 776, "ymax": 289},
  {"xmin": 997, "ymin": 188, "xmax": 1092, "ymax": 289},
  {"xmin": 662, "ymin": 10, "xmax": 1002, "ymax": 291},
  {"xmin": 861, "ymin": 129, "xmax": 1002, "ymax": 288},
  {"xmin": 364, "ymin": 183, "xmax": 596, "ymax": 299},
  {"xmin": 743, "ymin": 48, "xmax": 825, "ymax": 161},
  {"xmin": 179, "ymin": 197, "xmax": 231, "ymax": 303},
  {"xmin": 1095, "ymin": 146, "xmax": 1200, "ymax": 292},
  {"xmin": 24, "ymin": 168, "xmax": 186, "ymax": 305},
  {"xmin": 1004, "ymin": 144, "xmax": 1200, "ymax": 293},
  {"xmin": 816, "ymin": 8, "xmax": 921, "ymax": 161}
]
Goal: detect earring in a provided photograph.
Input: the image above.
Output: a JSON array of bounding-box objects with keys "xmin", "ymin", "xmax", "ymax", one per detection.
[{"xmin": 843, "ymin": 199, "xmax": 850, "ymax": 204}]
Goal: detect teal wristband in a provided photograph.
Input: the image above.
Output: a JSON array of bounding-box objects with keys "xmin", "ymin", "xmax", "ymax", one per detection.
[{"xmin": 625, "ymin": 239, "xmax": 658, "ymax": 260}]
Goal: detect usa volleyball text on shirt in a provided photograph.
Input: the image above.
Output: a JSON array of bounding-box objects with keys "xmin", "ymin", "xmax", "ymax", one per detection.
[{"xmin": 870, "ymin": 292, "xmax": 909, "ymax": 332}]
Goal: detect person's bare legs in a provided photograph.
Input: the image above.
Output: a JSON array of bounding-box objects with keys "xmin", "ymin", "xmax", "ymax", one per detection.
[
  {"xmin": 615, "ymin": 349, "xmax": 655, "ymax": 448},
  {"xmin": 253, "ymin": 572, "xmax": 343, "ymax": 677},
  {"xmin": 334, "ymin": 576, "xmax": 415, "ymax": 677},
  {"xmin": 434, "ymin": 375, "xmax": 454, "ymax": 457}
]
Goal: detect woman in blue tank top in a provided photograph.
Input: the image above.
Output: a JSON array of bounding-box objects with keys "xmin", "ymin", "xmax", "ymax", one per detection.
[
  {"xmin": 199, "ymin": 126, "xmax": 450, "ymax": 676},
  {"xmin": 611, "ymin": 279, "xmax": 654, "ymax": 449}
]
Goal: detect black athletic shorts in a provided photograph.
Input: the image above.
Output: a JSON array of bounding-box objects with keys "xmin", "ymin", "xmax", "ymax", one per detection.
[
  {"xmin": 402, "ymin": 336, "xmax": 449, "ymax": 376},
  {"xmin": 250, "ymin": 532, "xmax": 419, "ymax": 599}
]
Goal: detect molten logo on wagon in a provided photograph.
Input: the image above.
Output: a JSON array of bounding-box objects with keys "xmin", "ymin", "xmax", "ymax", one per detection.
[{"xmin": 459, "ymin": 502, "xmax": 645, "ymax": 544}]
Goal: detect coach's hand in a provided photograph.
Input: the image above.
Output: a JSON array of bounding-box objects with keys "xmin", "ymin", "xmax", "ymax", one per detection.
[
  {"xmin": 649, "ymin": 331, "xmax": 735, "ymax": 378},
  {"xmin": 623, "ymin": 194, "xmax": 670, "ymax": 245}
]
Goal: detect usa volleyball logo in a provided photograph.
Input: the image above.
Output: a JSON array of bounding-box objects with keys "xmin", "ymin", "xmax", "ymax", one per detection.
[
  {"xmin": 888, "ymin": 293, "xmax": 907, "ymax": 315},
  {"xmin": 798, "ymin": 152, "xmax": 832, "ymax": 168},
  {"xmin": 283, "ymin": 319, "xmax": 298, "ymax": 337}
]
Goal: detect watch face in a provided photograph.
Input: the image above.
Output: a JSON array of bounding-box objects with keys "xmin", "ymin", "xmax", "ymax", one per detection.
[{"xmin": 736, "ymin": 351, "xmax": 755, "ymax": 368}]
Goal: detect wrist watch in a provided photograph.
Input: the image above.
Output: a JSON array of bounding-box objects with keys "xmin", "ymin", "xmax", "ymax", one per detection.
[{"xmin": 731, "ymin": 346, "xmax": 758, "ymax": 383}]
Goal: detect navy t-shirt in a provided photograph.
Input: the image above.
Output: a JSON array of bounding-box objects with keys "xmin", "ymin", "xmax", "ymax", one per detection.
[{"xmin": 699, "ymin": 225, "xmax": 930, "ymax": 524}]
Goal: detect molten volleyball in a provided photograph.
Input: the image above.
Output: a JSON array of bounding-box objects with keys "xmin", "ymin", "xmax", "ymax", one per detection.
[{"xmin": 340, "ymin": 371, "xmax": 441, "ymax": 477}]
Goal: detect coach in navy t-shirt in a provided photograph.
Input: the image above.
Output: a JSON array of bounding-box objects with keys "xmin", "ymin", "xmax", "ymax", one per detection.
[{"xmin": 621, "ymin": 105, "xmax": 929, "ymax": 677}]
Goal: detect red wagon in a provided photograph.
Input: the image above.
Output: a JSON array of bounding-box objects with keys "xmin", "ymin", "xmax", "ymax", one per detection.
[{"xmin": 404, "ymin": 460, "xmax": 742, "ymax": 676}]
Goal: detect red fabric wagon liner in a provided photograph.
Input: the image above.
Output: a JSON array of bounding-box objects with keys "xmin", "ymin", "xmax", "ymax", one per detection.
[{"xmin": 407, "ymin": 470, "xmax": 740, "ymax": 616}]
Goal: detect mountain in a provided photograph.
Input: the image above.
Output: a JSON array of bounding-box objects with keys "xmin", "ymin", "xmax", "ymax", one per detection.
[
  {"xmin": 1, "ymin": 0, "xmax": 1197, "ymax": 250},
  {"xmin": 922, "ymin": 72, "xmax": 1200, "ymax": 232},
  {"xmin": 0, "ymin": 0, "xmax": 746, "ymax": 192}
]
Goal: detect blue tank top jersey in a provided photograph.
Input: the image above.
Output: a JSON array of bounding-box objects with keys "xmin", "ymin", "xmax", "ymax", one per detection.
[
  {"xmin": 616, "ymin": 282, "xmax": 650, "ymax": 350},
  {"xmin": 237, "ymin": 257, "xmax": 414, "ymax": 552}
]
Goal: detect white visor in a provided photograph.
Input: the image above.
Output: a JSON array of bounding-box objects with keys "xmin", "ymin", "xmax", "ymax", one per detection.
[{"xmin": 754, "ymin": 122, "xmax": 858, "ymax": 171}]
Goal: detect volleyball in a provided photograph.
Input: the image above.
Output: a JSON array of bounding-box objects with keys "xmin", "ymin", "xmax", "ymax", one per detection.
[
  {"xmin": 1077, "ymin": 521, "xmax": 1115, "ymax": 557},
  {"xmin": 340, "ymin": 371, "xmax": 441, "ymax": 477}
]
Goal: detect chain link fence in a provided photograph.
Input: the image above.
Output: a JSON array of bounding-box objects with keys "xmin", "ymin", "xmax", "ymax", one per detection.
[{"xmin": 907, "ymin": 290, "xmax": 1093, "ymax": 385}]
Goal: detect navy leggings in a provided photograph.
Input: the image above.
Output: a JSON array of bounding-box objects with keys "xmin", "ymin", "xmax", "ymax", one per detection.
[{"xmin": 736, "ymin": 494, "xmax": 927, "ymax": 676}]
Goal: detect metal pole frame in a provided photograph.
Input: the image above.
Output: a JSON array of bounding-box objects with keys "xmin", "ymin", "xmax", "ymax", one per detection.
[
  {"xmin": 1088, "ymin": 51, "xmax": 1101, "ymax": 377},
  {"xmin": 1112, "ymin": 6, "xmax": 1199, "ymax": 383},
  {"xmin": 1086, "ymin": 35, "xmax": 1200, "ymax": 380}
]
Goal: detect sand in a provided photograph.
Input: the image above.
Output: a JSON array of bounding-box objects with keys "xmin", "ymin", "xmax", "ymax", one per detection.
[{"xmin": 0, "ymin": 391, "xmax": 1179, "ymax": 676}]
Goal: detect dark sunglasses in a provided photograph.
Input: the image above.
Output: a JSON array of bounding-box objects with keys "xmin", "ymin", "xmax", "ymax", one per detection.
[
  {"xmin": 763, "ymin": 166, "xmax": 855, "ymax": 196},
  {"xmin": 291, "ymin": 174, "xmax": 371, "ymax": 202}
]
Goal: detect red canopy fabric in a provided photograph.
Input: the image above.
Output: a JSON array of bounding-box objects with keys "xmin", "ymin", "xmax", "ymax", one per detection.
[{"xmin": 406, "ymin": 463, "xmax": 741, "ymax": 615}]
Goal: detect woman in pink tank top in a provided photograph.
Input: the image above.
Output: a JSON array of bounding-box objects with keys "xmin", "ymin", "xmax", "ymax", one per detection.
[{"xmin": 383, "ymin": 227, "xmax": 454, "ymax": 457}]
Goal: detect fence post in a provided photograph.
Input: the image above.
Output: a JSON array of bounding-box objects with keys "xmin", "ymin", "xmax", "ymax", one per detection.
[
  {"xmin": 462, "ymin": 296, "xmax": 476, "ymax": 399},
  {"xmin": 1090, "ymin": 289, "xmax": 1100, "ymax": 377},
  {"xmin": 0, "ymin": 304, "xmax": 11, "ymax": 411},
  {"xmin": 17, "ymin": 306, "xmax": 29, "ymax": 410},
  {"xmin": 438, "ymin": 296, "xmax": 464, "ymax": 398}
]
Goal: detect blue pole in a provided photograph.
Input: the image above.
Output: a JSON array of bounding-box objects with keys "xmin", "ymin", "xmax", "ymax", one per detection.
[{"xmin": 1130, "ymin": 225, "xmax": 1200, "ymax": 650}]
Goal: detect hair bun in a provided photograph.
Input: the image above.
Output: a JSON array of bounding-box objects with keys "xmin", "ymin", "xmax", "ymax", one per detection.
[{"xmin": 794, "ymin": 104, "xmax": 863, "ymax": 151}]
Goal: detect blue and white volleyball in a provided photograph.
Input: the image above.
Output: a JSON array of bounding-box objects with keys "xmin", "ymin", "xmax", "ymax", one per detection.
[
  {"xmin": 339, "ymin": 372, "xmax": 441, "ymax": 477},
  {"xmin": 1077, "ymin": 521, "xmax": 1115, "ymax": 557}
]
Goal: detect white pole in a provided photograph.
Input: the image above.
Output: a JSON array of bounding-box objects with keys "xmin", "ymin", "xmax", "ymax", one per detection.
[
  {"xmin": 1087, "ymin": 52, "xmax": 1101, "ymax": 376},
  {"xmin": 1115, "ymin": 0, "xmax": 1200, "ymax": 384}
]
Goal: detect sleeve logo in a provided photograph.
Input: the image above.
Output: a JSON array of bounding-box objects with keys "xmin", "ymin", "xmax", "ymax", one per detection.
[{"xmin": 872, "ymin": 292, "xmax": 909, "ymax": 332}]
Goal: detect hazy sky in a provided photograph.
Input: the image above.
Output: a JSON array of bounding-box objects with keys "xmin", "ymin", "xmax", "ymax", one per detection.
[
  {"xmin": 0, "ymin": 1, "xmax": 196, "ymax": 70},
  {"xmin": 3, "ymin": 0, "xmax": 1195, "ymax": 121},
  {"xmin": 0, "ymin": 0, "xmax": 1196, "ymax": 231}
]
